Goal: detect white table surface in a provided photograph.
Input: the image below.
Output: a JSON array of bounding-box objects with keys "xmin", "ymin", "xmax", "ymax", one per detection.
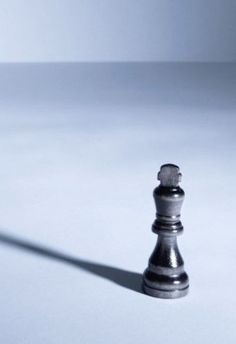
[{"xmin": 0, "ymin": 62, "xmax": 235, "ymax": 343}]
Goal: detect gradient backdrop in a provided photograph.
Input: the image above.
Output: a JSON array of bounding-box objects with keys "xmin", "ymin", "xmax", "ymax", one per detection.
[
  {"xmin": 0, "ymin": 2, "xmax": 236, "ymax": 344},
  {"xmin": 0, "ymin": 0, "xmax": 236, "ymax": 61}
]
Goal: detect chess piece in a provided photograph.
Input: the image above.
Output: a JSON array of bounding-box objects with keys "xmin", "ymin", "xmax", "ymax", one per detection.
[{"xmin": 143, "ymin": 164, "xmax": 189, "ymax": 298}]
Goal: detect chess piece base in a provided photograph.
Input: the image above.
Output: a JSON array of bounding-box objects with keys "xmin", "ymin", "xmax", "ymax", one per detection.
[
  {"xmin": 142, "ymin": 267, "xmax": 189, "ymax": 299},
  {"xmin": 143, "ymin": 282, "xmax": 189, "ymax": 299}
]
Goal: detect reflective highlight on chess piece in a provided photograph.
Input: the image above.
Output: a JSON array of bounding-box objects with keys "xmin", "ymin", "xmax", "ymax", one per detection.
[{"xmin": 143, "ymin": 164, "xmax": 189, "ymax": 299}]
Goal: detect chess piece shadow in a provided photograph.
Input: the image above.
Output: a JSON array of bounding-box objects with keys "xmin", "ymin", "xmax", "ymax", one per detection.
[{"xmin": 0, "ymin": 231, "xmax": 142, "ymax": 294}]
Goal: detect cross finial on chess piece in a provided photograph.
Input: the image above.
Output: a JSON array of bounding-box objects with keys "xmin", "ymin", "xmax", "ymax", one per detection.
[{"xmin": 157, "ymin": 164, "xmax": 182, "ymax": 186}]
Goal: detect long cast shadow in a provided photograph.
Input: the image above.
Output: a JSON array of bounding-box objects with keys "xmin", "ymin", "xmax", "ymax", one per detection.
[{"xmin": 0, "ymin": 231, "xmax": 143, "ymax": 294}]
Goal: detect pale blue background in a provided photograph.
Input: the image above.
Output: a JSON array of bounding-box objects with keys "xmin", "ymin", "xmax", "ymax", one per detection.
[
  {"xmin": 0, "ymin": 1, "xmax": 236, "ymax": 343},
  {"xmin": 0, "ymin": 62, "xmax": 236, "ymax": 343},
  {"xmin": 0, "ymin": 0, "xmax": 236, "ymax": 62}
]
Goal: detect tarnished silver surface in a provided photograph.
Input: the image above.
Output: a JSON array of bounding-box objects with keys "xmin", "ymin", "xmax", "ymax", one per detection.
[{"xmin": 143, "ymin": 164, "xmax": 189, "ymax": 299}]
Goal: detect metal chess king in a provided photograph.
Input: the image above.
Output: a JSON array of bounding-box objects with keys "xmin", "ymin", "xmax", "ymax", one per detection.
[{"xmin": 143, "ymin": 164, "xmax": 189, "ymax": 299}]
